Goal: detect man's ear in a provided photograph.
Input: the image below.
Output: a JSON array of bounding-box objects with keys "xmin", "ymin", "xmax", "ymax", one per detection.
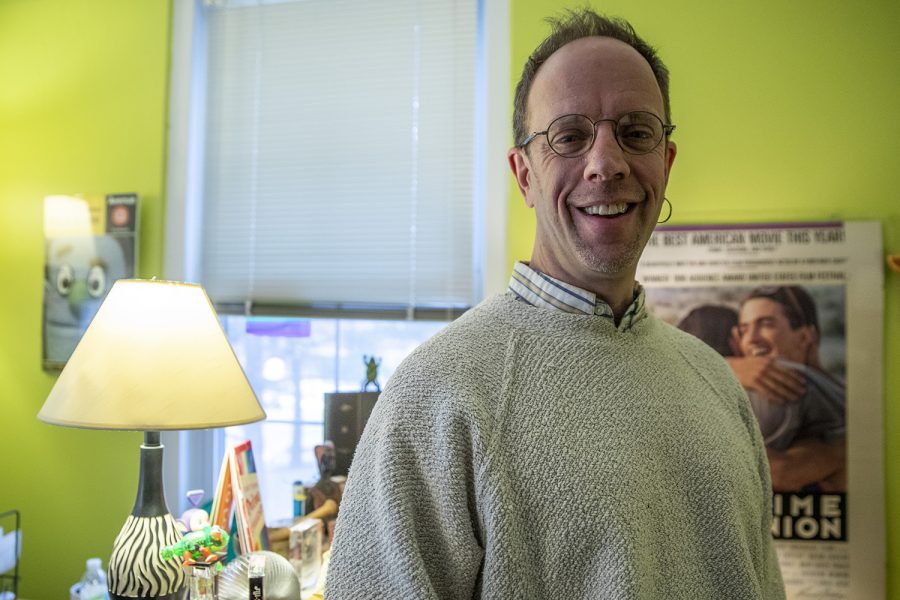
[
  {"xmin": 508, "ymin": 147, "xmax": 535, "ymax": 208},
  {"xmin": 664, "ymin": 140, "xmax": 677, "ymax": 185},
  {"xmin": 798, "ymin": 324, "xmax": 819, "ymax": 345}
]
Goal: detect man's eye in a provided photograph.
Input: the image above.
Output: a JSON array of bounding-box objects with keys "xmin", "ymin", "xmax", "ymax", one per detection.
[
  {"xmin": 620, "ymin": 126, "xmax": 653, "ymax": 139},
  {"xmin": 551, "ymin": 130, "xmax": 590, "ymax": 145}
]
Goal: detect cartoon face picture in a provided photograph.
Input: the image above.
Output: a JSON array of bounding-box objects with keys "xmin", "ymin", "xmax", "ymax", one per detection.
[{"xmin": 43, "ymin": 234, "xmax": 130, "ymax": 366}]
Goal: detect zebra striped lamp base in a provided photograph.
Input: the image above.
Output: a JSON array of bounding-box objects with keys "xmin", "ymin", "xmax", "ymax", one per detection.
[
  {"xmin": 107, "ymin": 514, "xmax": 186, "ymax": 599},
  {"xmin": 105, "ymin": 433, "xmax": 187, "ymax": 600}
]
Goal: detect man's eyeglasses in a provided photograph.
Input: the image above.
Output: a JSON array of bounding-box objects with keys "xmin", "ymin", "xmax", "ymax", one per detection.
[{"xmin": 519, "ymin": 111, "xmax": 675, "ymax": 157}]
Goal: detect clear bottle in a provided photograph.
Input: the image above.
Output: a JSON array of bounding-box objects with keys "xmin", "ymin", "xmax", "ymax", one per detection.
[{"xmin": 78, "ymin": 558, "xmax": 109, "ymax": 600}]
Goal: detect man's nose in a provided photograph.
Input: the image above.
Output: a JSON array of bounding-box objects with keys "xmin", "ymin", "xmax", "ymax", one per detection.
[
  {"xmin": 583, "ymin": 122, "xmax": 630, "ymax": 182},
  {"xmin": 745, "ymin": 323, "xmax": 764, "ymax": 344}
]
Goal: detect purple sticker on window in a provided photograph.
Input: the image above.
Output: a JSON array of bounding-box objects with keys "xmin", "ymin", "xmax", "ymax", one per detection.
[{"xmin": 245, "ymin": 319, "xmax": 311, "ymax": 337}]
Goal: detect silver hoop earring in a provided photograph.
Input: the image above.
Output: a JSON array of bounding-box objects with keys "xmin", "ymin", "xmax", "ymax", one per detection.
[{"xmin": 658, "ymin": 197, "xmax": 672, "ymax": 224}]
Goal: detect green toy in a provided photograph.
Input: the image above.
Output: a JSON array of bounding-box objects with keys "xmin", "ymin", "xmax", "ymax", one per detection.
[
  {"xmin": 160, "ymin": 525, "xmax": 230, "ymax": 568},
  {"xmin": 363, "ymin": 355, "xmax": 382, "ymax": 392}
]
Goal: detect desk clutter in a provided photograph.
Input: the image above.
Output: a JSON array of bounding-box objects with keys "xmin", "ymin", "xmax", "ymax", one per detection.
[
  {"xmin": 217, "ymin": 551, "xmax": 300, "ymax": 600},
  {"xmin": 152, "ymin": 384, "xmax": 372, "ymax": 599},
  {"xmin": 157, "ymin": 493, "xmax": 336, "ymax": 600},
  {"xmin": 72, "ymin": 386, "xmax": 376, "ymax": 599},
  {"xmin": 151, "ymin": 438, "xmax": 347, "ymax": 600}
]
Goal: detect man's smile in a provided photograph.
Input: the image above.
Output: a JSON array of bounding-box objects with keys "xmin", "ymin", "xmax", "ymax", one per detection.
[
  {"xmin": 748, "ymin": 345, "xmax": 773, "ymax": 357},
  {"xmin": 579, "ymin": 202, "xmax": 629, "ymax": 216}
]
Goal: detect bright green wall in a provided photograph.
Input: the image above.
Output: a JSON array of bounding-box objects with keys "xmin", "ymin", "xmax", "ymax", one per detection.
[
  {"xmin": 0, "ymin": 0, "xmax": 172, "ymax": 598},
  {"xmin": 509, "ymin": 0, "xmax": 900, "ymax": 596}
]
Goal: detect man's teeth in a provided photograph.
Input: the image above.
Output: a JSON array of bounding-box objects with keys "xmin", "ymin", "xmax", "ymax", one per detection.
[{"xmin": 583, "ymin": 203, "xmax": 628, "ymax": 216}]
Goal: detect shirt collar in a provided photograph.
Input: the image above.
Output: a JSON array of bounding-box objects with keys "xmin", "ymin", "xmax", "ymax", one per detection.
[{"xmin": 508, "ymin": 261, "xmax": 646, "ymax": 329}]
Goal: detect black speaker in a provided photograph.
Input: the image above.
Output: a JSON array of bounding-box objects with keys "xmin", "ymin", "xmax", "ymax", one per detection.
[{"xmin": 324, "ymin": 392, "xmax": 379, "ymax": 476}]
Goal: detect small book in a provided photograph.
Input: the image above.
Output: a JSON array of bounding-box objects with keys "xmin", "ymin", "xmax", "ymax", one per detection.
[{"xmin": 210, "ymin": 440, "xmax": 269, "ymax": 554}]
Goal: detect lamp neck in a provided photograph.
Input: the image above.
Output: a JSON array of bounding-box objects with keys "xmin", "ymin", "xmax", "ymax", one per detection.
[{"xmin": 132, "ymin": 430, "xmax": 170, "ymax": 517}]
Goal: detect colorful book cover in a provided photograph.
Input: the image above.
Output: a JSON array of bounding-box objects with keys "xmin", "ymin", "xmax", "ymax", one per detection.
[
  {"xmin": 231, "ymin": 440, "xmax": 269, "ymax": 553},
  {"xmin": 209, "ymin": 451, "xmax": 234, "ymax": 532},
  {"xmin": 210, "ymin": 440, "xmax": 269, "ymax": 554}
]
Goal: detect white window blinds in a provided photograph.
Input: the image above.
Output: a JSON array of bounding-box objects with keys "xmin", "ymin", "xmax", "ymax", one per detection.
[{"xmin": 197, "ymin": 0, "xmax": 479, "ymax": 313}]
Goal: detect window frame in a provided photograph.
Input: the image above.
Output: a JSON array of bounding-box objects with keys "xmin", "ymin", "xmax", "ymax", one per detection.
[{"xmin": 162, "ymin": 0, "xmax": 509, "ymax": 512}]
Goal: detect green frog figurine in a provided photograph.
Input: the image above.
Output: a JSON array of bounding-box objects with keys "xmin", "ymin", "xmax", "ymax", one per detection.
[{"xmin": 362, "ymin": 355, "xmax": 382, "ymax": 392}]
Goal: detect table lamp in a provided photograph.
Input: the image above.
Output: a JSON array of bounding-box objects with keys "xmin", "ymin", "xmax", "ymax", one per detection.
[{"xmin": 38, "ymin": 279, "xmax": 266, "ymax": 600}]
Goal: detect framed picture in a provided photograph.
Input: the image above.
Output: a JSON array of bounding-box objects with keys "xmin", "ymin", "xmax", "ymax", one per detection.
[
  {"xmin": 42, "ymin": 193, "xmax": 138, "ymax": 370},
  {"xmin": 638, "ymin": 221, "xmax": 884, "ymax": 599}
]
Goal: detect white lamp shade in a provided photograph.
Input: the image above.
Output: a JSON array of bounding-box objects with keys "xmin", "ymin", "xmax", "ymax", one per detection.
[{"xmin": 38, "ymin": 279, "xmax": 265, "ymax": 430}]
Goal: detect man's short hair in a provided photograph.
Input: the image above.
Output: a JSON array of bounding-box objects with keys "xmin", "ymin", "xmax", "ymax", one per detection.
[
  {"xmin": 743, "ymin": 286, "xmax": 820, "ymax": 332},
  {"xmin": 512, "ymin": 8, "xmax": 672, "ymax": 146}
]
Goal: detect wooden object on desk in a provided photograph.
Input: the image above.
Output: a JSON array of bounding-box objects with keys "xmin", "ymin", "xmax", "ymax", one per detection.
[
  {"xmin": 267, "ymin": 524, "xmax": 291, "ymax": 558},
  {"xmin": 306, "ymin": 499, "xmax": 338, "ymax": 522},
  {"xmin": 269, "ymin": 500, "xmax": 334, "ymax": 559}
]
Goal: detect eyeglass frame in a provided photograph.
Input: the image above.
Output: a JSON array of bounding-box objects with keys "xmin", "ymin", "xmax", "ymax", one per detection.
[{"xmin": 518, "ymin": 111, "xmax": 676, "ymax": 157}]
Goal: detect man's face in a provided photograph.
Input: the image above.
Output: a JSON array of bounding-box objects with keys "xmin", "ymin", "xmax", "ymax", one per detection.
[
  {"xmin": 737, "ymin": 298, "xmax": 813, "ymax": 363},
  {"xmin": 508, "ymin": 36, "xmax": 676, "ymax": 292}
]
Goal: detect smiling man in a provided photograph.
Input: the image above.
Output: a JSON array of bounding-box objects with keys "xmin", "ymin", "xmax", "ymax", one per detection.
[
  {"xmin": 327, "ymin": 9, "xmax": 784, "ymax": 599},
  {"xmin": 733, "ymin": 286, "xmax": 847, "ymax": 492},
  {"xmin": 508, "ymin": 35, "xmax": 675, "ymax": 318}
]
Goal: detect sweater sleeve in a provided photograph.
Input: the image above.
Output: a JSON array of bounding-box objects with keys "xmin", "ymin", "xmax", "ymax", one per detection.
[
  {"xmin": 325, "ymin": 362, "xmax": 486, "ymax": 599},
  {"xmin": 665, "ymin": 322, "xmax": 786, "ymax": 598},
  {"xmin": 701, "ymin": 330, "xmax": 786, "ymax": 598}
]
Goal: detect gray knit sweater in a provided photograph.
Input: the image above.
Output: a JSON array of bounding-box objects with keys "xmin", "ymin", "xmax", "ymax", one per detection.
[{"xmin": 327, "ymin": 292, "xmax": 785, "ymax": 599}]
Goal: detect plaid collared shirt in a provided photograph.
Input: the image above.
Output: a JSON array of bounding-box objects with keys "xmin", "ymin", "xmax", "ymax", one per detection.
[{"xmin": 508, "ymin": 262, "xmax": 646, "ymax": 330}]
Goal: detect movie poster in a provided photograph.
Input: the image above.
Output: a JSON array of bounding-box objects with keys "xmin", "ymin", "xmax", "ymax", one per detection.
[
  {"xmin": 636, "ymin": 221, "xmax": 884, "ymax": 599},
  {"xmin": 42, "ymin": 193, "xmax": 138, "ymax": 370}
]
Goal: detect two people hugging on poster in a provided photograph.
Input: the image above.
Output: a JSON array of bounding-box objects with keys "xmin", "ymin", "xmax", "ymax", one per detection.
[{"xmin": 678, "ymin": 286, "xmax": 846, "ymax": 493}]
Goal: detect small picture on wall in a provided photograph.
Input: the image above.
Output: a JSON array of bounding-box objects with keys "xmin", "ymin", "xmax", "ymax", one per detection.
[{"xmin": 42, "ymin": 193, "xmax": 138, "ymax": 370}]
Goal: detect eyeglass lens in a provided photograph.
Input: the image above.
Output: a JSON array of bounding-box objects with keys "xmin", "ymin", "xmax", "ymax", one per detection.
[{"xmin": 547, "ymin": 112, "xmax": 665, "ymax": 156}]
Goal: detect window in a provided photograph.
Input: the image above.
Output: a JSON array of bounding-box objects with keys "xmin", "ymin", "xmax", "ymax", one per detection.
[
  {"xmin": 220, "ymin": 316, "xmax": 446, "ymax": 521},
  {"xmin": 164, "ymin": 0, "xmax": 508, "ymax": 520}
]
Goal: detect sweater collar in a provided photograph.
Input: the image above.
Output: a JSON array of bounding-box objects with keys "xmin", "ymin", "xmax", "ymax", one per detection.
[{"xmin": 508, "ymin": 262, "xmax": 646, "ymax": 330}]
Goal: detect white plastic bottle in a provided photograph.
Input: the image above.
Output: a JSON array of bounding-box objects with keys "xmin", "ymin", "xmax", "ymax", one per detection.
[{"xmin": 77, "ymin": 558, "xmax": 109, "ymax": 600}]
